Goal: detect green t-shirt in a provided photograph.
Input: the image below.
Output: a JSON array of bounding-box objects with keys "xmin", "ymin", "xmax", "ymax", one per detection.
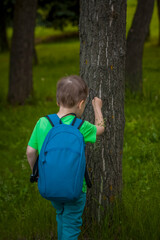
[{"xmin": 28, "ymin": 114, "xmax": 97, "ymax": 193}]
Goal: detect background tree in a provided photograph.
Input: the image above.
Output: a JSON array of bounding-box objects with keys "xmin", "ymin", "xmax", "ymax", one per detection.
[
  {"xmin": 8, "ymin": 0, "xmax": 37, "ymax": 104},
  {"xmin": 80, "ymin": 0, "xmax": 126, "ymax": 222},
  {"xmin": 126, "ymin": 0, "xmax": 155, "ymax": 93}
]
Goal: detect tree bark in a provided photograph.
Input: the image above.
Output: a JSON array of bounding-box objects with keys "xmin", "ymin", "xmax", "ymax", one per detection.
[
  {"xmin": 158, "ymin": 0, "xmax": 160, "ymax": 46},
  {"xmin": 0, "ymin": 0, "xmax": 9, "ymax": 52},
  {"xmin": 126, "ymin": 0, "xmax": 155, "ymax": 93},
  {"xmin": 8, "ymin": 0, "xmax": 37, "ymax": 104},
  {"xmin": 80, "ymin": 0, "xmax": 126, "ymax": 223}
]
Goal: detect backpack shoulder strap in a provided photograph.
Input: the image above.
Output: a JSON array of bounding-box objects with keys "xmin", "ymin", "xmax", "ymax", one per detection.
[
  {"xmin": 72, "ymin": 118, "xmax": 85, "ymax": 130},
  {"xmin": 72, "ymin": 118, "xmax": 92, "ymax": 188},
  {"xmin": 45, "ymin": 114, "xmax": 60, "ymax": 127},
  {"xmin": 46, "ymin": 114, "xmax": 84, "ymax": 130}
]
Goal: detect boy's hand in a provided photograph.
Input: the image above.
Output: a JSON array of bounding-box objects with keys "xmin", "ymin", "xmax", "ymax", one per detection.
[{"xmin": 92, "ymin": 97, "xmax": 102, "ymax": 109}]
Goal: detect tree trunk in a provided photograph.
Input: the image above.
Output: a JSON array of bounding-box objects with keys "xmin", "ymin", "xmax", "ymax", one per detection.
[
  {"xmin": 8, "ymin": 0, "xmax": 37, "ymax": 104},
  {"xmin": 0, "ymin": 1, "xmax": 9, "ymax": 52},
  {"xmin": 158, "ymin": 0, "xmax": 160, "ymax": 46},
  {"xmin": 126, "ymin": 0, "xmax": 155, "ymax": 93},
  {"xmin": 80, "ymin": 0, "xmax": 126, "ymax": 223}
]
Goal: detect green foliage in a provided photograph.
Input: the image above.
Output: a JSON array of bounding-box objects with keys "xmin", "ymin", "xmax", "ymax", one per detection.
[
  {"xmin": 0, "ymin": 0, "xmax": 160, "ymax": 239},
  {"xmin": 37, "ymin": 0, "xmax": 79, "ymax": 30}
]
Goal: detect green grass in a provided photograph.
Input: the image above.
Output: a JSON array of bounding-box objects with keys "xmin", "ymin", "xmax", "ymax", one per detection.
[
  {"xmin": 7, "ymin": 24, "xmax": 78, "ymax": 43},
  {"xmin": 33, "ymin": 41, "xmax": 79, "ymax": 99},
  {"xmin": 0, "ymin": 0, "xmax": 160, "ymax": 239},
  {"xmin": 35, "ymin": 24, "xmax": 78, "ymax": 38}
]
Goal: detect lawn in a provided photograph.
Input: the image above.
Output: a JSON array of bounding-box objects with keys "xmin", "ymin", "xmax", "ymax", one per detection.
[{"xmin": 0, "ymin": 1, "xmax": 160, "ymax": 239}]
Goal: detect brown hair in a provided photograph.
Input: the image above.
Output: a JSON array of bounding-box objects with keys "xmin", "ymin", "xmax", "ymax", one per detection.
[{"xmin": 56, "ymin": 75, "xmax": 88, "ymax": 108}]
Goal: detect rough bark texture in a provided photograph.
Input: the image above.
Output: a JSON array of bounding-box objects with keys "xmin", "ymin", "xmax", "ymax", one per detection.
[
  {"xmin": 158, "ymin": 0, "xmax": 160, "ymax": 46},
  {"xmin": 8, "ymin": 0, "xmax": 37, "ymax": 104},
  {"xmin": 80, "ymin": 0, "xmax": 126, "ymax": 223},
  {"xmin": 126, "ymin": 0, "xmax": 155, "ymax": 93},
  {"xmin": 0, "ymin": 1, "xmax": 9, "ymax": 52}
]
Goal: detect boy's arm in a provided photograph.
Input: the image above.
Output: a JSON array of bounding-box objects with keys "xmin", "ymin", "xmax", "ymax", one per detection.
[
  {"xmin": 92, "ymin": 97, "xmax": 105, "ymax": 136},
  {"xmin": 26, "ymin": 145, "xmax": 37, "ymax": 171}
]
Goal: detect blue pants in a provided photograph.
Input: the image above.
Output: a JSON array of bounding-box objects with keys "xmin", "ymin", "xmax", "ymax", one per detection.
[{"xmin": 51, "ymin": 192, "xmax": 86, "ymax": 240}]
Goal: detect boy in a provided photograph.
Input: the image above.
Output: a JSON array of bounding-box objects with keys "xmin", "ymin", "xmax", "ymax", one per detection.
[{"xmin": 26, "ymin": 75, "xmax": 104, "ymax": 240}]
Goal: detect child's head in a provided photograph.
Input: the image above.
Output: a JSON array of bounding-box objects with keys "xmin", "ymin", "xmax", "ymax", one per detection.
[{"xmin": 56, "ymin": 75, "xmax": 88, "ymax": 108}]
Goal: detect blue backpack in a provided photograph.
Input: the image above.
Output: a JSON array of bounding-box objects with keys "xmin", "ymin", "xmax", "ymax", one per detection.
[{"xmin": 37, "ymin": 113, "xmax": 91, "ymax": 202}]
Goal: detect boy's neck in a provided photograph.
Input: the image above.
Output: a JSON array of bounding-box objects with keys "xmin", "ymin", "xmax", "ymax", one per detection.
[{"xmin": 57, "ymin": 106, "xmax": 77, "ymax": 118}]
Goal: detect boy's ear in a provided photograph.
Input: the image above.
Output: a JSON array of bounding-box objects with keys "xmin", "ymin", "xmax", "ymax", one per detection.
[
  {"xmin": 78, "ymin": 100, "xmax": 85, "ymax": 109},
  {"xmin": 56, "ymin": 102, "xmax": 60, "ymax": 107}
]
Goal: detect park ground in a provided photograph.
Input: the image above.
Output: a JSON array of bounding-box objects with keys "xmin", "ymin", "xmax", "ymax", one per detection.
[{"xmin": 0, "ymin": 0, "xmax": 160, "ymax": 239}]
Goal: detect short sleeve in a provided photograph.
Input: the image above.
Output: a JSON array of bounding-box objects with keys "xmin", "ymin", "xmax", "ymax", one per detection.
[
  {"xmin": 80, "ymin": 121, "xmax": 97, "ymax": 143},
  {"xmin": 28, "ymin": 120, "xmax": 39, "ymax": 150}
]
